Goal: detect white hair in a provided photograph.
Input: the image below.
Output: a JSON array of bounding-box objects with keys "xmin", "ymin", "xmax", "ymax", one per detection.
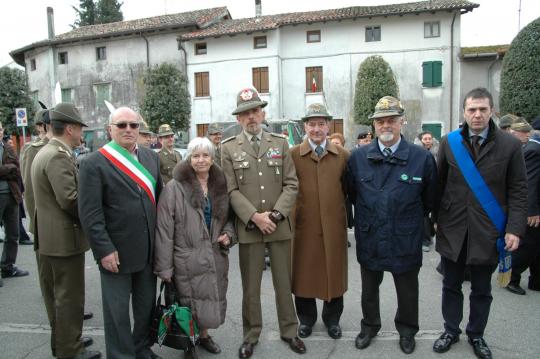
[{"xmin": 186, "ymin": 137, "xmax": 215, "ymax": 160}]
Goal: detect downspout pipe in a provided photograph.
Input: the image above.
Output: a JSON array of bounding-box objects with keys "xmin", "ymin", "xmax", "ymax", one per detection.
[
  {"xmin": 140, "ymin": 32, "xmax": 150, "ymax": 67},
  {"xmin": 449, "ymin": 11, "xmax": 457, "ymax": 131}
]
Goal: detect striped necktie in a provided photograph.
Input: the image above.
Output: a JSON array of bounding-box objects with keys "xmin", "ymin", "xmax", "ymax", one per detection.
[{"xmin": 383, "ymin": 147, "xmax": 392, "ymax": 157}]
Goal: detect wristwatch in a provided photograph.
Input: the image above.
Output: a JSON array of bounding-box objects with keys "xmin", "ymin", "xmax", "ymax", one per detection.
[{"xmin": 269, "ymin": 210, "xmax": 284, "ymax": 224}]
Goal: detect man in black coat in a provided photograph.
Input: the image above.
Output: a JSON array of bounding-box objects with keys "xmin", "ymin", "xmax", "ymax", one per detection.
[
  {"xmin": 79, "ymin": 107, "xmax": 163, "ymax": 359},
  {"xmin": 506, "ymin": 120, "xmax": 540, "ymax": 295},
  {"xmin": 433, "ymin": 88, "xmax": 528, "ymax": 359},
  {"xmin": 347, "ymin": 96, "xmax": 437, "ymax": 355}
]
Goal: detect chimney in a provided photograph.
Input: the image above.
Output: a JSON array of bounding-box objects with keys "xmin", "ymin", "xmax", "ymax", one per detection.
[
  {"xmin": 47, "ymin": 7, "xmax": 55, "ymax": 40},
  {"xmin": 255, "ymin": 0, "xmax": 262, "ymax": 17}
]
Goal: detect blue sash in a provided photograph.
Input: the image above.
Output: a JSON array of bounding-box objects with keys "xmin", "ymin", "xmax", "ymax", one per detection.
[{"xmin": 447, "ymin": 130, "xmax": 511, "ymax": 280}]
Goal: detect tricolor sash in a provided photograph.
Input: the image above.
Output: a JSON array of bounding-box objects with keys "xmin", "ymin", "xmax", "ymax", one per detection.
[
  {"xmin": 447, "ymin": 130, "xmax": 511, "ymax": 286},
  {"xmin": 99, "ymin": 141, "xmax": 157, "ymax": 204}
]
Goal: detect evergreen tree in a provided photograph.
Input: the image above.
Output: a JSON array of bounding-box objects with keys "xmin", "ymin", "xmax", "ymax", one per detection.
[
  {"xmin": 141, "ymin": 63, "xmax": 191, "ymax": 134},
  {"xmin": 72, "ymin": 0, "xmax": 96, "ymax": 27},
  {"xmin": 0, "ymin": 67, "xmax": 35, "ymax": 137},
  {"xmin": 500, "ymin": 17, "xmax": 540, "ymax": 120},
  {"xmin": 96, "ymin": 0, "xmax": 124, "ymax": 24},
  {"xmin": 353, "ymin": 55, "xmax": 399, "ymax": 126}
]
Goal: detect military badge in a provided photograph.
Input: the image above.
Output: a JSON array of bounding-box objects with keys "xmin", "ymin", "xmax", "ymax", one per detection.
[
  {"xmin": 240, "ymin": 89, "xmax": 254, "ymax": 101},
  {"xmin": 266, "ymin": 147, "xmax": 282, "ymax": 159},
  {"xmin": 378, "ymin": 98, "xmax": 390, "ymax": 110}
]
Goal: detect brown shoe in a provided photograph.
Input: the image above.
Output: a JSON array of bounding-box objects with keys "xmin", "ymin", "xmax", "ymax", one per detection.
[
  {"xmin": 238, "ymin": 342, "xmax": 257, "ymax": 358},
  {"xmin": 200, "ymin": 336, "xmax": 221, "ymax": 354},
  {"xmin": 281, "ymin": 336, "xmax": 306, "ymax": 354}
]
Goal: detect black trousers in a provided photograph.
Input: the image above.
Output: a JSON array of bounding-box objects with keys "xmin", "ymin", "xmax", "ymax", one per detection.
[
  {"xmin": 295, "ymin": 296, "xmax": 344, "ymax": 327},
  {"xmin": 529, "ymin": 253, "xmax": 540, "ymax": 290},
  {"xmin": 0, "ymin": 193, "xmax": 19, "ymax": 271},
  {"xmin": 360, "ymin": 265, "xmax": 420, "ymax": 337},
  {"xmin": 510, "ymin": 226, "xmax": 540, "ymax": 287},
  {"xmin": 441, "ymin": 241, "xmax": 496, "ymax": 339}
]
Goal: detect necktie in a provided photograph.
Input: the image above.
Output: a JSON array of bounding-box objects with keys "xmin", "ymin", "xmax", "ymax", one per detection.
[
  {"xmin": 383, "ymin": 147, "xmax": 392, "ymax": 157},
  {"xmin": 471, "ymin": 135, "xmax": 481, "ymax": 159},
  {"xmin": 315, "ymin": 145, "xmax": 324, "ymax": 157},
  {"xmin": 251, "ymin": 136, "xmax": 259, "ymax": 154}
]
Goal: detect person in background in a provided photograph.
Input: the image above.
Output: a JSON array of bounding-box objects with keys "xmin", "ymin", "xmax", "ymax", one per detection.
[
  {"xmin": 497, "ymin": 113, "xmax": 519, "ymax": 133},
  {"xmin": 505, "ymin": 119, "xmax": 540, "ymax": 295},
  {"xmin": 356, "ymin": 129, "xmax": 373, "ymax": 147},
  {"xmin": 154, "ymin": 137, "xmax": 235, "ymax": 357},
  {"xmin": 158, "ymin": 124, "xmax": 182, "ymax": 184},
  {"xmin": 417, "ymin": 130, "xmax": 437, "ymax": 252},
  {"xmin": 138, "ymin": 119, "xmax": 153, "ymax": 148},
  {"xmin": 207, "ymin": 123, "xmax": 223, "ymax": 166}
]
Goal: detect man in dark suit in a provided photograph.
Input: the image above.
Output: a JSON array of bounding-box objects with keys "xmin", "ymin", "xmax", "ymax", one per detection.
[
  {"xmin": 32, "ymin": 103, "xmax": 100, "ymax": 359},
  {"xmin": 506, "ymin": 120, "xmax": 540, "ymax": 295},
  {"xmin": 433, "ymin": 88, "xmax": 528, "ymax": 359},
  {"xmin": 79, "ymin": 107, "xmax": 163, "ymax": 359}
]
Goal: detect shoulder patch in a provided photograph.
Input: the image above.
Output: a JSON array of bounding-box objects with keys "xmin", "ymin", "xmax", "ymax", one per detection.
[
  {"xmin": 31, "ymin": 140, "xmax": 45, "ymax": 147},
  {"xmin": 270, "ymin": 133, "xmax": 287, "ymax": 139},
  {"xmin": 221, "ymin": 136, "xmax": 236, "ymax": 144}
]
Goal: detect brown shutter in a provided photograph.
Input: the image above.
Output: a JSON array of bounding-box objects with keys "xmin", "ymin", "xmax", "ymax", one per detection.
[{"xmin": 260, "ymin": 67, "xmax": 269, "ymax": 93}]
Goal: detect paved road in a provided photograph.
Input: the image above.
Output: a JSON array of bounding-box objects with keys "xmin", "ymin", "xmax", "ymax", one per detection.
[{"xmin": 1, "ymin": 227, "xmax": 538, "ymax": 359}]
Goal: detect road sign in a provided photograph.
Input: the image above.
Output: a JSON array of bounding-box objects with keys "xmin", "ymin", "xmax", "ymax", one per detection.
[{"xmin": 15, "ymin": 108, "xmax": 28, "ymax": 127}]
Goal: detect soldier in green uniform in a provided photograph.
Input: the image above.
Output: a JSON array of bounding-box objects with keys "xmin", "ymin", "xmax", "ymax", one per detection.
[
  {"xmin": 222, "ymin": 88, "xmax": 305, "ymax": 358},
  {"xmin": 137, "ymin": 118, "xmax": 152, "ymax": 148},
  {"xmin": 207, "ymin": 123, "xmax": 223, "ymax": 166},
  {"xmin": 158, "ymin": 124, "xmax": 182, "ymax": 183},
  {"xmin": 31, "ymin": 103, "xmax": 101, "ymax": 359},
  {"xmin": 21, "ymin": 109, "xmax": 52, "ymax": 236},
  {"xmin": 20, "ymin": 109, "xmax": 47, "ymax": 167}
]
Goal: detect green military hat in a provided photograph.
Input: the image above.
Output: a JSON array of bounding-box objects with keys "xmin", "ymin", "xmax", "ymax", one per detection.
[
  {"xmin": 34, "ymin": 109, "xmax": 46, "ymax": 125},
  {"xmin": 510, "ymin": 119, "xmax": 532, "ymax": 132},
  {"xmin": 232, "ymin": 87, "xmax": 267, "ymax": 115},
  {"xmin": 49, "ymin": 103, "xmax": 87, "ymax": 127},
  {"xmin": 301, "ymin": 103, "xmax": 333, "ymax": 121},
  {"xmin": 369, "ymin": 96, "xmax": 404, "ymax": 119},
  {"xmin": 158, "ymin": 124, "xmax": 174, "ymax": 137},
  {"xmin": 499, "ymin": 114, "xmax": 519, "ymax": 129},
  {"xmin": 207, "ymin": 123, "xmax": 223, "ymax": 135},
  {"xmin": 139, "ymin": 120, "xmax": 152, "ymax": 135}
]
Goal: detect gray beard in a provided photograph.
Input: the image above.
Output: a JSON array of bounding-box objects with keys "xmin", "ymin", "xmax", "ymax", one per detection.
[{"xmin": 379, "ymin": 133, "xmax": 394, "ymax": 142}]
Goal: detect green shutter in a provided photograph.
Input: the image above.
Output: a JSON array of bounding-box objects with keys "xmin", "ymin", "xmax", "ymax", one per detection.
[
  {"xmin": 61, "ymin": 88, "xmax": 72, "ymax": 103},
  {"xmin": 433, "ymin": 61, "xmax": 443, "ymax": 86},
  {"xmin": 422, "ymin": 61, "xmax": 433, "ymax": 87},
  {"xmin": 422, "ymin": 123, "xmax": 442, "ymax": 140}
]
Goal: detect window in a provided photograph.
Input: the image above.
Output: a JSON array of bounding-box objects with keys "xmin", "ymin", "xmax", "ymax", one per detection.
[
  {"xmin": 252, "ymin": 67, "xmax": 269, "ymax": 93},
  {"xmin": 307, "ymin": 30, "xmax": 321, "ymax": 43},
  {"xmin": 30, "ymin": 59, "xmax": 36, "ymax": 71},
  {"xmin": 94, "ymin": 83, "xmax": 111, "ymax": 108},
  {"xmin": 422, "ymin": 61, "xmax": 443, "ymax": 87},
  {"xmin": 195, "ymin": 72, "xmax": 210, "ymax": 97},
  {"xmin": 195, "ymin": 43, "xmax": 207, "ymax": 55},
  {"xmin": 305, "ymin": 66, "xmax": 323, "ymax": 93},
  {"xmin": 253, "ymin": 36, "xmax": 267, "ymax": 49},
  {"xmin": 96, "ymin": 47, "xmax": 107, "ymax": 60},
  {"xmin": 424, "ymin": 21, "xmax": 440, "ymax": 38},
  {"xmin": 58, "ymin": 52, "xmax": 68, "ymax": 64},
  {"xmin": 365, "ymin": 26, "xmax": 381, "ymax": 42},
  {"xmin": 31, "ymin": 91, "xmax": 39, "ymax": 110},
  {"xmin": 61, "ymin": 88, "xmax": 73, "ymax": 103}
]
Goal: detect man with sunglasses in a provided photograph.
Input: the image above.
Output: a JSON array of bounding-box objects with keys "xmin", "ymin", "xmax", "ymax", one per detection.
[
  {"xmin": 79, "ymin": 107, "xmax": 163, "ymax": 359},
  {"xmin": 157, "ymin": 124, "xmax": 182, "ymax": 184},
  {"xmin": 347, "ymin": 96, "xmax": 437, "ymax": 355},
  {"xmin": 356, "ymin": 129, "xmax": 373, "ymax": 147}
]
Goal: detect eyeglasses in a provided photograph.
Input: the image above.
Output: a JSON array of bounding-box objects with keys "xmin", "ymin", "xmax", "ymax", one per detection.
[{"xmin": 112, "ymin": 122, "xmax": 140, "ymax": 129}]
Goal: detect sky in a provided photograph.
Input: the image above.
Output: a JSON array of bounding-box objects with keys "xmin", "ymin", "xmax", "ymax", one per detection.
[{"xmin": 1, "ymin": 0, "xmax": 539, "ymax": 67}]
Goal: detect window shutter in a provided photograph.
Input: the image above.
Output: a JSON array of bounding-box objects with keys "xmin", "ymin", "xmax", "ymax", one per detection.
[
  {"xmin": 433, "ymin": 61, "xmax": 443, "ymax": 86},
  {"xmin": 261, "ymin": 67, "xmax": 269, "ymax": 93},
  {"xmin": 422, "ymin": 61, "xmax": 433, "ymax": 87}
]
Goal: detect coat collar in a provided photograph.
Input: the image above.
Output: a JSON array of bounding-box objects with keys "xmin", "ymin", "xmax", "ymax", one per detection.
[
  {"xmin": 299, "ymin": 139, "xmax": 340, "ymax": 157},
  {"xmin": 235, "ymin": 130, "xmax": 274, "ymax": 158},
  {"xmin": 366, "ymin": 135, "xmax": 409, "ymax": 164},
  {"xmin": 459, "ymin": 119, "xmax": 498, "ymax": 163}
]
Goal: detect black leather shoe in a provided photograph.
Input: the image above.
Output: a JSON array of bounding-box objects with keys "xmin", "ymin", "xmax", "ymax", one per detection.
[
  {"xmin": 399, "ymin": 336, "xmax": 415, "ymax": 354},
  {"xmin": 81, "ymin": 337, "xmax": 93, "ymax": 348},
  {"xmin": 1, "ymin": 266, "xmax": 29, "ymax": 278},
  {"xmin": 506, "ymin": 283, "xmax": 526, "ymax": 295},
  {"xmin": 239, "ymin": 342, "xmax": 257, "ymax": 358},
  {"xmin": 433, "ymin": 332, "xmax": 459, "ymax": 353},
  {"xmin": 83, "ymin": 312, "xmax": 94, "ymax": 320},
  {"xmin": 468, "ymin": 337, "xmax": 492, "ymax": 359},
  {"xmin": 327, "ymin": 324, "xmax": 342, "ymax": 339},
  {"xmin": 281, "ymin": 336, "xmax": 306, "ymax": 354},
  {"xmin": 19, "ymin": 239, "xmax": 34, "ymax": 245},
  {"xmin": 298, "ymin": 324, "xmax": 312, "ymax": 338},
  {"xmin": 200, "ymin": 336, "xmax": 221, "ymax": 354},
  {"xmin": 355, "ymin": 332, "xmax": 374, "ymax": 349}
]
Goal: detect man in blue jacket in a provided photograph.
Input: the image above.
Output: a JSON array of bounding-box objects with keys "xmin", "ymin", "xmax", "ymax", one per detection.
[{"xmin": 347, "ymin": 96, "xmax": 437, "ymax": 355}]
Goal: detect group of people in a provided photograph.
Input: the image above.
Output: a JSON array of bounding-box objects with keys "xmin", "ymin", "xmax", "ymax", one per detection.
[{"xmin": 0, "ymin": 85, "xmax": 536, "ymax": 359}]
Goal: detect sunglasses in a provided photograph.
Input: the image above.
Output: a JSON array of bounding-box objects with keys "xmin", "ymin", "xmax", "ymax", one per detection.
[
  {"xmin": 358, "ymin": 133, "xmax": 372, "ymax": 140},
  {"xmin": 112, "ymin": 122, "xmax": 140, "ymax": 129}
]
